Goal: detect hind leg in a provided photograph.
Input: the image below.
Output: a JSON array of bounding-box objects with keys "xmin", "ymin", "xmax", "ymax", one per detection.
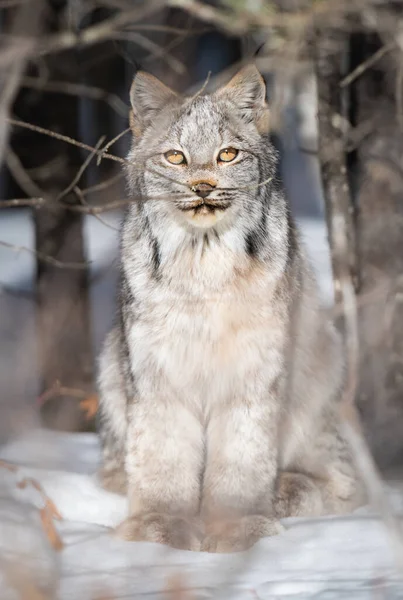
[
  {"xmin": 274, "ymin": 472, "xmax": 324, "ymax": 518},
  {"xmin": 97, "ymin": 328, "xmax": 128, "ymax": 495},
  {"xmin": 274, "ymin": 463, "xmax": 365, "ymax": 519}
]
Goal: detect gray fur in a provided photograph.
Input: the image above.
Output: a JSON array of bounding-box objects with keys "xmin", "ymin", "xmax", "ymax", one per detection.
[{"xmin": 97, "ymin": 66, "xmax": 365, "ymax": 552}]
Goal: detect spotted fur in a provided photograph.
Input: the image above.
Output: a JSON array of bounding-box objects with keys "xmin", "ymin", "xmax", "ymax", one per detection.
[{"xmin": 97, "ymin": 66, "xmax": 365, "ymax": 552}]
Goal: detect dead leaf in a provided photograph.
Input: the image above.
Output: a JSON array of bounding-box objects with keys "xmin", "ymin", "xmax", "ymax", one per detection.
[
  {"xmin": 80, "ymin": 394, "xmax": 99, "ymax": 420},
  {"xmin": 0, "ymin": 459, "xmax": 17, "ymax": 473},
  {"xmin": 17, "ymin": 477, "xmax": 62, "ymax": 520},
  {"xmin": 164, "ymin": 574, "xmax": 194, "ymax": 600},
  {"xmin": 40, "ymin": 506, "xmax": 64, "ymax": 552}
]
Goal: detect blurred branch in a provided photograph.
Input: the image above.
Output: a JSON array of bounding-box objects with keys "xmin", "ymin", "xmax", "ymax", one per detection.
[
  {"xmin": 5, "ymin": 146, "xmax": 47, "ymax": 198},
  {"xmin": 74, "ymin": 186, "xmax": 120, "ymax": 231},
  {"xmin": 340, "ymin": 41, "xmax": 395, "ymax": 88},
  {"xmin": 56, "ymin": 136, "xmax": 106, "ymax": 203},
  {"xmin": 80, "ymin": 171, "xmax": 123, "ymax": 196},
  {"xmin": 112, "ymin": 31, "xmax": 186, "ymax": 73},
  {"xmin": 0, "ymin": 239, "xmax": 88, "ymax": 269},
  {"xmin": 37, "ymin": 380, "xmax": 88, "ymax": 406},
  {"xmin": 96, "ymin": 127, "xmax": 131, "ymax": 166},
  {"xmin": 38, "ymin": 2, "xmax": 163, "ymax": 55},
  {"xmin": 20, "ymin": 75, "xmax": 129, "ymax": 117},
  {"xmin": 0, "ymin": 0, "xmax": 43, "ymax": 167},
  {"xmin": 7, "ymin": 117, "xmax": 129, "ymax": 166},
  {"xmin": 0, "ymin": 197, "xmax": 45, "ymax": 208}
]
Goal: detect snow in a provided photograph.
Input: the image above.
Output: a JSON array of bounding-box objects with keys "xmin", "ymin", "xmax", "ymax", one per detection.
[{"xmin": 1, "ymin": 429, "xmax": 403, "ymax": 599}]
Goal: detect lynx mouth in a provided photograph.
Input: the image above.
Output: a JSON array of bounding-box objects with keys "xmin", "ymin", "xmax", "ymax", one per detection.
[{"xmin": 178, "ymin": 199, "xmax": 231, "ymax": 213}]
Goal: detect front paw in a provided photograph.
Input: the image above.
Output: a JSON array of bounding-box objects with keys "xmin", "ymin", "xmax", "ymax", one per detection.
[
  {"xmin": 201, "ymin": 515, "xmax": 283, "ymax": 553},
  {"xmin": 114, "ymin": 513, "xmax": 204, "ymax": 551}
]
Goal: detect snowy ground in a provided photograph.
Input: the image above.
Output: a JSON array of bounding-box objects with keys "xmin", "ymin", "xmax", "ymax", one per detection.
[{"xmin": 1, "ymin": 428, "xmax": 403, "ymax": 600}]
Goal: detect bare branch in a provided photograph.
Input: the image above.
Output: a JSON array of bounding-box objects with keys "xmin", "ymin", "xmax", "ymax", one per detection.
[
  {"xmin": 5, "ymin": 146, "xmax": 47, "ymax": 199},
  {"xmin": 37, "ymin": 380, "xmax": 88, "ymax": 406},
  {"xmin": 20, "ymin": 75, "xmax": 129, "ymax": 117},
  {"xmin": 74, "ymin": 186, "xmax": 119, "ymax": 231},
  {"xmin": 38, "ymin": 3, "xmax": 162, "ymax": 55},
  {"xmin": 112, "ymin": 32, "xmax": 186, "ymax": 74},
  {"xmin": 396, "ymin": 48, "xmax": 403, "ymax": 131},
  {"xmin": 0, "ymin": 239, "xmax": 88, "ymax": 269},
  {"xmin": 7, "ymin": 117, "xmax": 128, "ymax": 166},
  {"xmin": 340, "ymin": 41, "xmax": 395, "ymax": 88},
  {"xmin": 56, "ymin": 136, "xmax": 106, "ymax": 203},
  {"xmin": 0, "ymin": 0, "xmax": 42, "ymax": 167},
  {"xmin": 81, "ymin": 171, "xmax": 123, "ymax": 196},
  {"xmin": 67, "ymin": 197, "xmax": 132, "ymax": 214},
  {"xmin": 0, "ymin": 197, "xmax": 45, "ymax": 208},
  {"xmin": 96, "ymin": 127, "xmax": 131, "ymax": 166}
]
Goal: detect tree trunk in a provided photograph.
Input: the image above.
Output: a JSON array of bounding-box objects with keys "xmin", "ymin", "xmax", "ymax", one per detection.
[
  {"xmin": 315, "ymin": 16, "xmax": 403, "ymax": 470},
  {"xmin": 12, "ymin": 1, "xmax": 94, "ymax": 431}
]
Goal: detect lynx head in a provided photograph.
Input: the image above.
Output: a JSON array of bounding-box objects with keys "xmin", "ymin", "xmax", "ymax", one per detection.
[{"xmin": 126, "ymin": 65, "xmax": 276, "ymax": 232}]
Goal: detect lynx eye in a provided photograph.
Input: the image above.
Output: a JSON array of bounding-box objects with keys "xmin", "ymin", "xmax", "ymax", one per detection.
[
  {"xmin": 164, "ymin": 150, "xmax": 186, "ymax": 165},
  {"xmin": 218, "ymin": 147, "xmax": 239, "ymax": 163}
]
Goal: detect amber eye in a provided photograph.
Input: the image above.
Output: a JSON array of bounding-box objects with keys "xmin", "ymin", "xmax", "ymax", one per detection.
[
  {"xmin": 164, "ymin": 150, "xmax": 186, "ymax": 165},
  {"xmin": 218, "ymin": 147, "xmax": 239, "ymax": 163}
]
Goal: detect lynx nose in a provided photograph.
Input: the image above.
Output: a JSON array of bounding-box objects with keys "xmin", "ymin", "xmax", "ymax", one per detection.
[{"xmin": 191, "ymin": 182, "xmax": 216, "ymax": 199}]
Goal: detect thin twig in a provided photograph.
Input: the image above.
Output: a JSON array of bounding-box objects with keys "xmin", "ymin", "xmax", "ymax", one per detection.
[
  {"xmin": 5, "ymin": 146, "xmax": 47, "ymax": 199},
  {"xmin": 396, "ymin": 49, "xmax": 403, "ymax": 131},
  {"xmin": 96, "ymin": 127, "xmax": 131, "ymax": 166},
  {"xmin": 74, "ymin": 186, "xmax": 120, "ymax": 231},
  {"xmin": 37, "ymin": 379, "xmax": 88, "ymax": 406},
  {"xmin": 0, "ymin": 197, "xmax": 45, "ymax": 208},
  {"xmin": 38, "ymin": 3, "xmax": 163, "ymax": 55},
  {"xmin": 20, "ymin": 75, "xmax": 129, "ymax": 117},
  {"xmin": 0, "ymin": 0, "xmax": 41, "ymax": 167},
  {"xmin": 0, "ymin": 0, "xmax": 30, "ymax": 6},
  {"xmin": 340, "ymin": 41, "xmax": 395, "ymax": 88},
  {"xmin": 112, "ymin": 32, "xmax": 186, "ymax": 74},
  {"xmin": 56, "ymin": 136, "xmax": 106, "ymax": 202},
  {"xmin": 0, "ymin": 239, "xmax": 88, "ymax": 269},
  {"xmin": 188, "ymin": 71, "xmax": 211, "ymax": 102},
  {"xmin": 66, "ymin": 197, "xmax": 133, "ymax": 214},
  {"xmin": 81, "ymin": 171, "xmax": 123, "ymax": 196},
  {"xmin": 7, "ymin": 117, "xmax": 129, "ymax": 166}
]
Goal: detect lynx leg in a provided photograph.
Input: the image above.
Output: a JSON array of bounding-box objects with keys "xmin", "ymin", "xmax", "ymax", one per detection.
[
  {"xmin": 97, "ymin": 328, "xmax": 128, "ymax": 495},
  {"xmin": 116, "ymin": 398, "xmax": 205, "ymax": 551},
  {"xmin": 201, "ymin": 376, "xmax": 283, "ymax": 552}
]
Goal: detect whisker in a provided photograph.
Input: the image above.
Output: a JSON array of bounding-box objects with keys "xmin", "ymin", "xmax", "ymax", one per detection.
[{"xmin": 215, "ymin": 176, "xmax": 273, "ymax": 192}]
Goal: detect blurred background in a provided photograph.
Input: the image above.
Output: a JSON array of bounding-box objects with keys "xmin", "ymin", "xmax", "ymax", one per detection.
[{"xmin": 0, "ymin": 0, "xmax": 402, "ymax": 475}]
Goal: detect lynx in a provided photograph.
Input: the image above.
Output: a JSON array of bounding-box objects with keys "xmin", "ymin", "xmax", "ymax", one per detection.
[{"xmin": 97, "ymin": 65, "xmax": 365, "ymax": 552}]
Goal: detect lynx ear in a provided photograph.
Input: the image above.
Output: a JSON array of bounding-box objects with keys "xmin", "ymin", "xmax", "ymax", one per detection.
[
  {"xmin": 129, "ymin": 71, "xmax": 178, "ymax": 136},
  {"xmin": 215, "ymin": 65, "xmax": 270, "ymax": 134}
]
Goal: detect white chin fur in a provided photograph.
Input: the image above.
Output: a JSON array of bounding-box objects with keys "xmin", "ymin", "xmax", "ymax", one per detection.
[{"xmin": 182, "ymin": 208, "xmax": 227, "ymax": 229}]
